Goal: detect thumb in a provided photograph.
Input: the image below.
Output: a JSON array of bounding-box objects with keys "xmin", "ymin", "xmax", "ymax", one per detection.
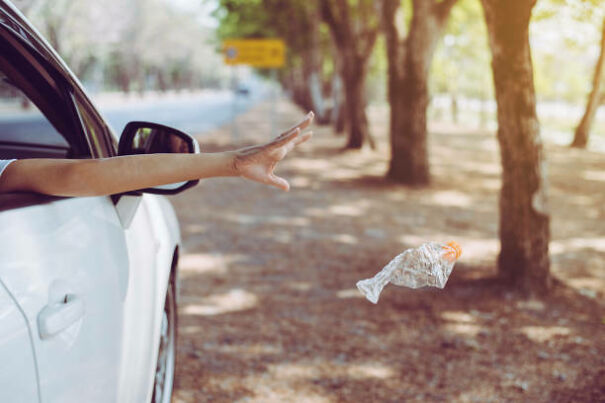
[{"xmin": 268, "ymin": 174, "xmax": 290, "ymax": 191}]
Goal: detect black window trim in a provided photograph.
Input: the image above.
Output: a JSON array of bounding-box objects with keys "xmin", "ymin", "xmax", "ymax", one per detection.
[
  {"xmin": 0, "ymin": 8, "xmax": 128, "ymax": 209},
  {"xmin": 0, "ymin": 12, "xmax": 111, "ymax": 211},
  {"xmin": 0, "ymin": 21, "xmax": 91, "ymax": 158},
  {"xmin": 70, "ymin": 92, "xmax": 99, "ymax": 158},
  {"xmin": 71, "ymin": 91, "xmax": 117, "ymax": 158}
]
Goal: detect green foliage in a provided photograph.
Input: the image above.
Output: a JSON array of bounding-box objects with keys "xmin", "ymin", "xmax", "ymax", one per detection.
[
  {"xmin": 21, "ymin": 0, "xmax": 226, "ymax": 92},
  {"xmin": 367, "ymin": 36, "xmax": 388, "ymax": 104},
  {"xmin": 430, "ymin": 0, "xmax": 493, "ymax": 100},
  {"xmin": 213, "ymin": 0, "xmax": 334, "ymax": 87},
  {"xmin": 213, "ymin": 0, "xmax": 275, "ymax": 40},
  {"xmin": 531, "ymin": 0, "xmax": 604, "ymax": 102},
  {"xmin": 428, "ymin": 0, "xmax": 604, "ymax": 104},
  {"xmin": 16, "ymin": 0, "xmax": 605, "ymax": 109}
]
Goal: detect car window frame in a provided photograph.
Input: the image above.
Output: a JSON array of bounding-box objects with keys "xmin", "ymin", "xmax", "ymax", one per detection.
[
  {"xmin": 0, "ymin": 18, "xmax": 109, "ymax": 210},
  {"xmin": 0, "ymin": 23, "xmax": 91, "ymax": 158},
  {"xmin": 0, "ymin": 11, "xmax": 118, "ymax": 159},
  {"xmin": 72, "ymin": 92, "xmax": 116, "ymax": 158}
]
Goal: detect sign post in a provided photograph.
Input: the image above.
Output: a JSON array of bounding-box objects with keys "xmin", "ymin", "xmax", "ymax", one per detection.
[{"xmin": 223, "ymin": 39, "xmax": 285, "ymax": 142}]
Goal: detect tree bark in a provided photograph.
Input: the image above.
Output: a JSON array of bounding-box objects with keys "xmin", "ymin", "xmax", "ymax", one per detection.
[
  {"xmin": 331, "ymin": 56, "xmax": 346, "ymax": 134},
  {"xmin": 451, "ymin": 93, "xmax": 459, "ymax": 124},
  {"xmin": 481, "ymin": 0, "xmax": 551, "ymax": 293},
  {"xmin": 320, "ymin": 0, "xmax": 378, "ymax": 149},
  {"xmin": 341, "ymin": 59, "xmax": 372, "ymax": 148},
  {"xmin": 307, "ymin": 4, "xmax": 330, "ymax": 124},
  {"xmin": 382, "ymin": 0, "xmax": 457, "ymax": 185},
  {"xmin": 571, "ymin": 17, "xmax": 605, "ymax": 148}
]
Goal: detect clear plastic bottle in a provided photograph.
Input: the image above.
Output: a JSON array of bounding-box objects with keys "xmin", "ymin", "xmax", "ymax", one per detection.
[{"xmin": 356, "ymin": 241, "xmax": 462, "ymax": 304}]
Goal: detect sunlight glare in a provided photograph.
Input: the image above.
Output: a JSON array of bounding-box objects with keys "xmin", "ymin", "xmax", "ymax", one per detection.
[
  {"xmin": 336, "ymin": 288, "xmax": 365, "ymax": 299},
  {"xmin": 179, "ymin": 253, "xmax": 229, "ymax": 274},
  {"xmin": 429, "ymin": 190, "xmax": 473, "ymax": 208},
  {"xmin": 183, "ymin": 289, "xmax": 258, "ymax": 316},
  {"xmin": 520, "ymin": 326, "xmax": 572, "ymax": 343}
]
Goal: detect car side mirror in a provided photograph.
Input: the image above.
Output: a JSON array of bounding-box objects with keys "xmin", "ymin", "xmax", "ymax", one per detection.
[{"xmin": 118, "ymin": 121, "xmax": 200, "ymax": 194}]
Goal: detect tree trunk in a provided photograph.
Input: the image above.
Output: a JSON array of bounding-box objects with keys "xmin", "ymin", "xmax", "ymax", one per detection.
[
  {"xmin": 388, "ymin": 65, "xmax": 431, "ymax": 183},
  {"xmin": 333, "ymin": 46, "xmax": 376, "ymax": 149},
  {"xmin": 341, "ymin": 61, "xmax": 371, "ymax": 149},
  {"xmin": 331, "ymin": 67, "xmax": 346, "ymax": 134},
  {"xmin": 320, "ymin": 0, "xmax": 378, "ymax": 149},
  {"xmin": 335, "ymin": 101, "xmax": 346, "ymax": 134},
  {"xmin": 571, "ymin": 17, "xmax": 605, "ymax": 148},
  {"xmin": 307, "ymin": 4, "xmax": 330, "ymax": 124},
  {"xmin": 157, "ymin": 70, "xmax": 168, "ymax": 92},
  {"xmin": 309, "ymin": 73, "xmax": 330, "ymax": 124},
  {"xmin": 481, "ymin": 0, "xmax": 551, "ymax": 293},
  {"xmin": 292, "ymin": 65, "xmax": 312, "ymax": 111},
  {"xmin": 451, "ymin": 93, "xmax": 459, "ymax": 124},
  {"xmin": 383, "ymin": 0, "xmax": 457, "ymax": 185}
]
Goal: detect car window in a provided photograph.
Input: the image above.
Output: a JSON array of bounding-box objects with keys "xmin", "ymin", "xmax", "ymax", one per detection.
[
  {"xmin": 0, "ymin": 30, "xmax": 87, "ymax": 159},
  {"xmin": 74, "ymin": 95, "xmax": 114, "ymax": 158},
  {"xmin": 0, "ymin": 70, "xmax": 69, "ymax": 158}
]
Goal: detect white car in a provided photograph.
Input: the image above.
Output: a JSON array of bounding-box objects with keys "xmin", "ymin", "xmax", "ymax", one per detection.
[{"xmin": 0, "ymin": 1, "xmax": 197, "ymax": 402}]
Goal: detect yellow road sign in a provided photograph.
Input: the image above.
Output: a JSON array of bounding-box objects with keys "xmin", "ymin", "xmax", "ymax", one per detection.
[{"xmin": 223, "ymin": 39, "xmax": 285, "ymax": 68}]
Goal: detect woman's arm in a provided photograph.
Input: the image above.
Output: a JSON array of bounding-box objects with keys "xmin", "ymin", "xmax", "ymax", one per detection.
[{"xmin": 0, "ymin": 112, "xmax": 313, "ymax": 196}]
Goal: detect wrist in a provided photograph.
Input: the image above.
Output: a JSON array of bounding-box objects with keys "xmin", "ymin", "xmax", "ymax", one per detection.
[{"xmin": 223, "ymin": 151, "xmax": 239, "ymax": 177}]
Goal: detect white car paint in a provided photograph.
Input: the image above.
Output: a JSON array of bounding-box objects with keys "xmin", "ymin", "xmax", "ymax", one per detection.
[
  {"xmin": 0, "ymin": 193, "xmax": 181, "ymax": 403},
  {"xmin": 0, "ymin": 196, "xmax": 129, "ymax": 401},
  {"xmin": 0, "ymin": 1, "xmax": 184, "ymax": 400},
  {"xmin": 0, "ymin": 280, "xmax": 39, "ymax": 402},
  {"xmin": 117, "ymin": 194, "xmax": 181, "ymax": 402}
]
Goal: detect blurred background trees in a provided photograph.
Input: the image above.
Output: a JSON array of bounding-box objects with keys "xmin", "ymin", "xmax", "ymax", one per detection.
[
  {"xmin": 210, "ymin": 0, "xmax": 603, "ymax": 294},
  {"xmin": 481, "ymin": 0, "xmax": 550, "ymax": 292},
  {"xmin": 12, "ymin": 0, "xmax": 227, "ymax": 92},
  {"xmin": 572, "ymin": 16, "xmax": 605, "ymax": 148},
  {"xmin": 213, "ymin": 0, "xmax": 334, "ymax": 124},
  {"xmin": 320, "ymin": 0, "xmax": 379, "ymax": 149},
  {"xmin": 381, "ymin": 0, "xmax": 458, "ymax": 185},
  {"xmin": 13, "ymin": 0, "xmax": 604, "ymax": 293}
]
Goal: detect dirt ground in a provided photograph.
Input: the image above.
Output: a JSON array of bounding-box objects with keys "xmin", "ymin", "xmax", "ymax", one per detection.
[{"xmin": 170, "ymin": 100, "xmax": 604, "ymax": 402}]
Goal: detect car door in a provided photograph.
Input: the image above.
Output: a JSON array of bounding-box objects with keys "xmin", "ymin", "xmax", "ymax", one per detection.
[
  {"xmin": 72, "ymin": 93, "xmax": 162, "ymax": 402},
  {"xmin": 0, "ymin": 280, "xmax": 39, "ymax": 403},
  {"xmin": 0, "ymin": 22, "xmax": 129, "ymax": 402}
]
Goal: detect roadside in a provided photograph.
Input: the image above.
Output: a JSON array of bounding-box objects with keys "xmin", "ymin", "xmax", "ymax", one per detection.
[
  {"xmin": 171, "ymin": 99, "xmax": 604, "ymax": 402},
  {"xmin": 91, "ymin": 87, "xmax": 267, "ymax": 136}
]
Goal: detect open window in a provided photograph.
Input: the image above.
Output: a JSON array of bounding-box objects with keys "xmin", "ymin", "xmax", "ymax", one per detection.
[{"xmin": 0, "ymin": 27, "xmax": 86, "ymax": 160}]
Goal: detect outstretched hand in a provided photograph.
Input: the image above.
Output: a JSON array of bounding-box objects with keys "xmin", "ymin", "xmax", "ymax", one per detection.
[{"xmin": 233, "ymin": 111, "xmax": 314, "ymax": 191}]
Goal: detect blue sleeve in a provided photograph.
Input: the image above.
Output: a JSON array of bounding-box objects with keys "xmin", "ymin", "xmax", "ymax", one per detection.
[{"xmin": 0, "ymin": 159, "xmax": 16, "ymax": 180}]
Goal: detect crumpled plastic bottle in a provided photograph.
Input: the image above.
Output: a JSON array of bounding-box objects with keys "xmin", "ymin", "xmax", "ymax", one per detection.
[{"xmin": 356, "ymin": 241, "xmax": 462, "ymax": 304}]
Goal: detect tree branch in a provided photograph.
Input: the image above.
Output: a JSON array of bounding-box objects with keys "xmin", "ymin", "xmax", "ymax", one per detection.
[
  {"xmin": 360, "ymin": 28, "xmax": 379, "ymax": 61},
  {"xmin": 319, "ymin": 0, "xmax": 348, "ymax": 47},
  {"xmin": 434, "ymin": 0, "xmax": 459, "ymax": 22}
]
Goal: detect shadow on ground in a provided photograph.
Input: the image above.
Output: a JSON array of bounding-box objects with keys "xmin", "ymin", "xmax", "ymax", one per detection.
[{"xmin": 170, "ymin": 101, "xmax": 604, "ymax": 402}]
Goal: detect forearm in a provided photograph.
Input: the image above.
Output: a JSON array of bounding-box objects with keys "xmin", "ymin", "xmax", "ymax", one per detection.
[{"xmin": 0, "ymin": 152, "xmax": 237, "ymax": 196}]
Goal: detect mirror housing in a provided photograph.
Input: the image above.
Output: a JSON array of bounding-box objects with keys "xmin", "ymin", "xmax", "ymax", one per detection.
[{"xmin": 118, "ymin": 121, "xmax": 200, "ymax": 195}]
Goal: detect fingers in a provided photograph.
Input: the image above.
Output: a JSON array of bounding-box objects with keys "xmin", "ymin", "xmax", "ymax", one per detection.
[
  {"xmin": 296, "ymin": 111, "xmax": 314, "ymax": 131},
  {"xmin": 267, "ymin": 132, "xmax": 312, "ymax": 190},
  {"xmin": 283, "ymin": 130, "xmax": 313, "ymax": 154},
  {"xmin": 269, "ymin": 128, "xmax": 300, "ymax": 149},
  {"xmin": 270, "ymin": 127, "xmax": 313, "ymax": 152},
  {"xmin": 258, "ymin": 112, "xmax": 313, "ymax": 192},
  {"xmin": 279, "ymin": 111, "xmax": 314, "ymax": 138},
  {"xmin": 294, "ymin": 131, "xmax": 313, "ymax": 146},
  {"xmin": 268, "ymin": 174, "xmax": 290, "ymax": 191}
]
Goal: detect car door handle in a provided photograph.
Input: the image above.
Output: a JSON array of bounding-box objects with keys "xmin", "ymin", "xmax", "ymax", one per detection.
[{"xmin": 37, "ymin": 294, "xmax": 85, "ymax": 340}]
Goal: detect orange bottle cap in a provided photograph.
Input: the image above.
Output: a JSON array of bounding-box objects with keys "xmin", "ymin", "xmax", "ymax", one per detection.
[{"xmin": 444, "ymin": 241, "xmax": 462, "ymax": 260}]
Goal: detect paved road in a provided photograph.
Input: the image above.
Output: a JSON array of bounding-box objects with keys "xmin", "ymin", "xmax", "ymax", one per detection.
[
  {"xmin": 100, "ymin": 89, "xmax": 264, "ymax": 136},
  {"xmin": 0, "ymin": 89, "xmax": 266, "ymax": 151}
]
